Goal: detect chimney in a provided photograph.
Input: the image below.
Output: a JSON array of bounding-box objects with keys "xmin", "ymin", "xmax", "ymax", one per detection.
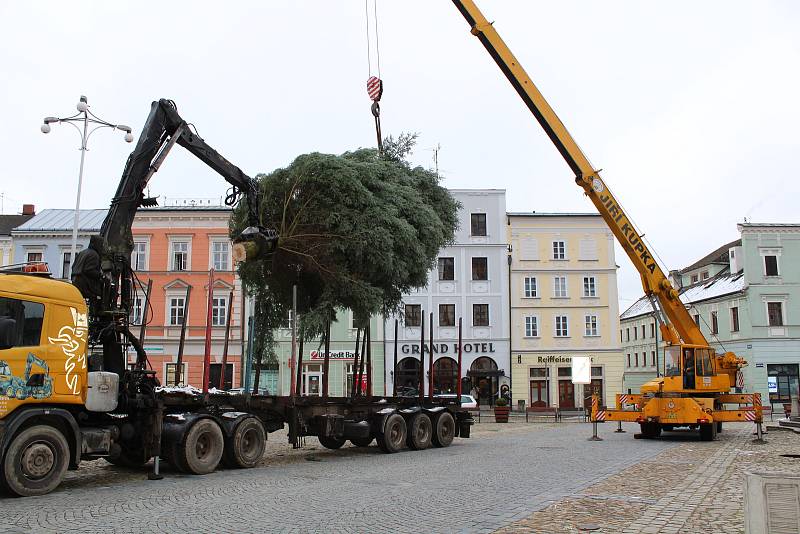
[
  {"xmin": 22, "ymin": 204, "xmax": 35, "ymax": 216},
  {"xmin": 729, "ymin": 246, "xmax": 743, "ymax": 274}
]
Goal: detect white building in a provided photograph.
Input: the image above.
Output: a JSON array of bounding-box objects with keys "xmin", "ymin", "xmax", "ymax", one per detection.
[{"xmin": 384, "ymin": 190, "xmax": 510, "ymax": 406}]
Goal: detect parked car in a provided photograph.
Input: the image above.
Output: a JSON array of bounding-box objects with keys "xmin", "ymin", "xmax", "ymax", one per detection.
[{"xmin": 435, "ymin": 394, "xmax": 477, "ymax": 408}]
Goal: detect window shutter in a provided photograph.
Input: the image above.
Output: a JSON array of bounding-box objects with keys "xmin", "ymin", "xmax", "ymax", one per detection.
[
  {"xmin": 579, "ymin": 238, "xmax": 598, "ymax": 260},
  {"xmin": 520, "ymin": 239, "xmax": 538, "ymax": 260}
]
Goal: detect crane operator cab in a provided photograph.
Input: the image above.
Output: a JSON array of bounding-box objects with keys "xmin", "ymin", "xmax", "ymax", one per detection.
[{"xmin": 663, "ymin": 345, "xmax": 727, "ymax": 394}]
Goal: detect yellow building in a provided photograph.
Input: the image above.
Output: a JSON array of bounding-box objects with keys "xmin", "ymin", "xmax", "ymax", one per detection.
[{"xmin": 507, "ymin": 213, "xmax": 623, "ymax": 410}]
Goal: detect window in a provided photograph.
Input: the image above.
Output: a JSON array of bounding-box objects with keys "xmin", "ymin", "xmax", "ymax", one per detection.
[
  {"xmin": 211, "ymin": 241, "xmax": 230, "ymax": 271},
  {"xmin": 691, "ymin": 274, "xmax": 699, "ymax": 284},
  {"xmin": 212, "ymin": 296, "xmax": 228, "ymax": 326},
  {"xmin": 525, "ymin": 316, "xmax": 538, "ymax": 337},
  {"xmin": 438, "ymin": 257, "xmax": 454, "ymax": 281},
  {"xmin": 470, "ymin": 213, "xmax": 487, "ymax": 236},
  {"xmin": 132, "ymin": 241, "xmax": 147, "ymax": 271},
  {"xmin": 650, "ymin": 323, "xmax": 655, "ymax": 338},
  {"xmin": 626, "ymin": 328, "xmax": 630, "ymax": 342},
  {"xmin": 764, "ymin": 255, "xmax": 779, "ymax": 276},
  {"xmin": 553, "ymin": 276, "xmax": 568, "ymax": 298},
  {"xmin": 620, "ymin": 329, "xmax": 623, "ymax": 342},
  {"xmin": 634, "ymin": 353, "xmax": 639, "ymax": 367},
  {"xmin": 439, "ymin": 304, "xmax": 455, "ymax": 327},
  {"xmin": 768, "ymin": 302, "xmax": 784, "ymax": 327},
  {"xmin": 701, "ymin": 271, "xmax": 709, "ymax": 280},
  {"xmin": 555, "ymin": 315, "xmax": 569, "ymax": 337},
  {"xmin": 552, "ymin": 240, "xmax": 566, "ymax": 260},
  {"xmin": 171, "ymin": 241, "xmax": 189, "ymax": 271},
  {"xmin": 583, "ymin": 276, "xmax": 596, "ymax": 297},
  {"xmin": 61, "ymin": 251, "xmax": 72, "ymax": 279},
  {"xmin": 640, "ymin": 325, "xmax": 645, "ymax": 339},
  {"xmin": 731, "ymin": 306, "xmax": 740, "ymax": 332},
  {"xmin": 26, "ymin": 251, "xmax": 42, "ymax": 263},
  {"xmin": 627, "ymin": 354, "xmax": 631, "ymax": 367},
  {"xmin": 405, "ymin": 304, "xmax": 421, "ymax": 327},
  {"xmin": 0, "ymin": 297, "xmax": 45, "ymax": 347},
  {"xmin": 130, "ymin": 295, "xmax": 143, "ymax": 325},
  {"xmin": 165, "ymin": 363, "xmax": 188, "ymax": 386},
  {"xmin": 169, "ymin": 297, "xmax": 186, "ymax": 326},
  {"xmin": 634, "ymin": 326, "xmax": 637, "ymax": 340},
  {"xmin": 693, "ymin": 314, "xmax": 700, "ymax": 326},
  {"xmin": 473, "ymin": 304, "xmax": 489, "ymax": 326},
  {"xmin": 651, "ymin": 351, "xmax": 656, "ymax": 367},
  {"xmin": 471, "ymin": 257, "xmax": 488, "ymax": 280},
  {"xmin": 523, "ymin": 276, "xmax": 538, "ymax": 298},
  {"xmin": 585, "ymin": 314, "xmax": 598, "ymax": 336},
  {"xmin": 711, "ymin": 311, "xmax": 718, "ymax": 335}
]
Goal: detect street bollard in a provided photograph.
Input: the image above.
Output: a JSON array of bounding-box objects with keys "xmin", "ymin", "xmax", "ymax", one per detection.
[
  {"xmin": 588, "ymin": 420, "xmax": 603, "ymax": 441},
  {"xmin": 148, "ymin": 456, "xmax": 164, "ymax": 481},
  {"xmin": 614, "ymin": 420, "xmax": 626, "ymax": 433}
]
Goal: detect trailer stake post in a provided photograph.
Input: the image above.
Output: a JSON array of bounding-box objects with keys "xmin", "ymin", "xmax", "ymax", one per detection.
[
  {"xmin": 175, "ymin": 285, "xmax": 192, "ymax": 385},
  {"xmin": 419, "ymin": 311, "xmax": 425, "ymax": 402},
  {"xmin": 366, "ymin": 323, "xmax": 372, "ymax": 398},
  {"xmin": 296, "ymin": 337, "xmax": 304, "ymax": 397},
  {"xmin": 136, "ymin": 279, "xmax": 153, "ymax": 370},
  {"xmin": 322, "ymin": 319, "xmax": 331, "ymax": 399},
  {"xmin": 456, "ymin": 317, "xmax": 462, "ymax": 399},
  {"xmin": 290, "ymin": 285, "xmax": 297, "ymax": 400},
  {"xmin": 202, "ymin": 269, "xmax": 214, "ymax": 395},
  {"xmin": 357, "ymin": 324, "xmax": 367, "ymax": 397},
  {"xmin": 351, "ymin": 328, "xmax": 361, "ymax": 399},
  {"xmin": 428, "ymin": 312, "xmax": 434, "ymax": 400},
  {"xmin": 219, "ymin": 289, "xmax": 234, "ymax": 390},
  {"xmin": 393, "ymin": 319, "xmax": 398, "ymax": 397}
]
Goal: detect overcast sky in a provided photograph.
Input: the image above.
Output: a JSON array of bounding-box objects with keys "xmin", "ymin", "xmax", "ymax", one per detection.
[{"xmin": 2, "ymin": 1, "xmax": 798, "ymax": 308}]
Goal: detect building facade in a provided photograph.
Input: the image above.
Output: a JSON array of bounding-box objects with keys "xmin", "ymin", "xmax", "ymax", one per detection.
[
  {"xmin": 269, "ymin": 310, "xmax": 385, "ymax": 397},
  {"xmin": 620, "ymin": 223, "xmax": 800, "ymax": 411},
  {"xmin": 130, "ymin": 206, "xmax": 244, "ymax": 389},
  {"xmin": 384, "ymin": 190, "xmax": 510, "ymax": 406},
  {"xmin": 508, "ymin": 213, "xmax": 623, "ymax": 410},
  {"xmin": 11, "ymin": 209, "xmax": 106, "ymax": 278}
]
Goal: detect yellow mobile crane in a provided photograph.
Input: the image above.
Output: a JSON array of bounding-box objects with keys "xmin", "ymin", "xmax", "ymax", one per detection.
[{"xmin": 451, "ymin": 0, "xmax": 761, "ymax": 440}]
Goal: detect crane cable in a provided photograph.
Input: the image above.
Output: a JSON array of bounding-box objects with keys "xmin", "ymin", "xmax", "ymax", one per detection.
[{"xmin": 365, "ymin": 0, "xmax": 384, "ymax": 153}]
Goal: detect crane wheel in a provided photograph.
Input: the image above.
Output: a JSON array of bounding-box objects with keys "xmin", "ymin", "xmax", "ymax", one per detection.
[
  {"xmin": 378, "ymin": 414, "xmax": 407, "ymax": 453},
  {"xmin": 432, "ymin": 412, "xmax": 456, "ymax": 448},
  {"xmin": 175, "ymin": 419, "xmax": 224, "ymax": 474},
  {"xmin": 407, "ymin": 413, "xmax": 433, "ymax": 450},
  {"xmin": 223, "ymin": 418, "xmax": 266, "ymax": 469},
  {"xmin": 2, "ymin": 425, "xmax": 69, "ymax": 497},
  {"xmin": 350, "ymin": 437, "xmax": 373, "ymax": 447},
  {"xmin": 318, "ymin": 436, "xmax": 346, "ymax": 450},
  {"xmin": 699, "ymin": 423, "xmax": 717, "ymax": 441}
]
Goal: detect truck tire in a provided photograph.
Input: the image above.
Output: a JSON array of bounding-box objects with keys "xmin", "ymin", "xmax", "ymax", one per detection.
[
  {"xmin": 639, "ymin": 422, "xmax": 661, "ymax": 439},
  {"xmin": 378, "ymin": 414, "xmax": 407, "ymax": 453},
  {"xmin": 350, "ymin": 437, "xmax": 373, "ymax": 447},
  {"xmin": 318, "ymin": 436, "xmax": 346, "ymax": 450},
  {"xmin": 176, "ymin": 419, "xmax": 224, "ymax": 475},
  {"xmin": 223, "ymin": 418, "xmax": 266, "ymax": 469},
  {"xmin": 432, "ymin": 412, "xmax": 455, "ymax": 448},
  {"xmin": 2, "ymin": 425, "xmax": 69, "ymax": 497},
  {"xmin": 407, "ymin": 413, "xmax": 432, "ymax": 450}
]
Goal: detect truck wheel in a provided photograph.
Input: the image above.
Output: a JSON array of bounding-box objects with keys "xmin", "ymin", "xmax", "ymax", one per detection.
[
  {"xmin": 639, "ymin": 422, "xmax": 661, "ymax": 438},
  {"xmin": 350, "ymin": 437, "xmax": 373, "ymax": 447},
  {"xmin": 378, "ymin": 414, "xmax": 407, "ymax": 453},
  {"xmin": 318, "ymin": 436, "xmax": 346, "ymax": 450},
  {"xmin": 432, "ymin": 412, "xmax": 455, "ymax": 448},
  {"xmin": 407, "ymin": 413, "xmax": 432, "ymax": 450},
  {"xmin": 178, "ymin": 419, "xmax": 224, "ymax": 475},
  {"xmin": 699, "ymin": 423, "xmax": 716, "ymax": 441},
  {"xmin": 223, "ymin": 418, "xmax": 266, "ymax": 469},
  {"xmin": 2, "ymin": 425, "xmax": 69, "ymax": 497}
]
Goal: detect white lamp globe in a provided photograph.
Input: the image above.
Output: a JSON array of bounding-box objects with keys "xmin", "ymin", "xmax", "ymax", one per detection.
[
  {"xmin": 124, "ymin": 132, "xmax": 134, "ymax": 143},
  {"xmin": 41, "ymin": 123, "xmax": 51, "ymax": 134},
  {"xmin": 77, "ymin": 101, "xmax": 88, "ymax": 112}
]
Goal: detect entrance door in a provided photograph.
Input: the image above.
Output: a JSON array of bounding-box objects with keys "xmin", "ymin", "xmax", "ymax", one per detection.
[
  {"xmin": 303, "ymin": 364, "xmax": 322, "ymax": 396},
  {"xmin": 558, "ymin": 380, "xmax": 575, "ymax": 408},
  {"xmin": 530, "ymin": 380, "xmax": 549, "ymax": 407}
]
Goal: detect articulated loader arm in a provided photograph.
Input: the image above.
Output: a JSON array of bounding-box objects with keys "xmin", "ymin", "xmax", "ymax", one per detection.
[{"xmin": 451, "ymin": 0, "xmax": 707, "ymax": 347}]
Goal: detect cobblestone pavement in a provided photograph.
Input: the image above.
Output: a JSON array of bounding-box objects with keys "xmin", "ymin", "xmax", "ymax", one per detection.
[
  {"xmin": 0, "ymin": 421, "xmax": 674, "ymax": 534},
  {"xmin": 496, "ymin": 423, "xmax": 800, "ymax": 533}
]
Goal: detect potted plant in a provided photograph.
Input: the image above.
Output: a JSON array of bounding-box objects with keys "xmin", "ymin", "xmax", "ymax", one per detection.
[{"xmin": 494, "ymin": 396, "xmax": 510, "ymax": 423}]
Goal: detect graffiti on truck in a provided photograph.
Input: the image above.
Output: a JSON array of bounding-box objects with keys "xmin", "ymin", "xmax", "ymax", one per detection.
[{"xmin": 48, "ymin": 307, "xmax": 88, "ymax": 395}]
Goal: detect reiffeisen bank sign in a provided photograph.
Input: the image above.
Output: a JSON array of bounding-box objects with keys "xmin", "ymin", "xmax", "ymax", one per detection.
[{"xmin": 536, "ymin": 355, "xmax": 594, "ymax": 364}]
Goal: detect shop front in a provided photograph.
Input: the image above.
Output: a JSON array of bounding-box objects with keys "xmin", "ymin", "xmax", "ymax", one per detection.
[{"xmin": 512, "ymin": 352, "xmax": 622, "ymax": 410}]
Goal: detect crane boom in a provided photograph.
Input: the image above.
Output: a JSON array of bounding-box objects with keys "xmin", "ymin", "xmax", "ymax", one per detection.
[{"xmin": 451, "ymin": 0, "xmax": 706, "ymax": 347}]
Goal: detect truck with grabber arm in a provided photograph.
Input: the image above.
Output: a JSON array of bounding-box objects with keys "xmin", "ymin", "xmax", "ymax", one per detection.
[{"xmin": 0, "ymin": 98, "xmax": 472, "ymax": 497}]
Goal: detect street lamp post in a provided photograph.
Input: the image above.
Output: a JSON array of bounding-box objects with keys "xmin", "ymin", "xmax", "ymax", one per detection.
[{"xmin": 41, "ymin": 95, "xmax": 133, "ymax": 270}]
